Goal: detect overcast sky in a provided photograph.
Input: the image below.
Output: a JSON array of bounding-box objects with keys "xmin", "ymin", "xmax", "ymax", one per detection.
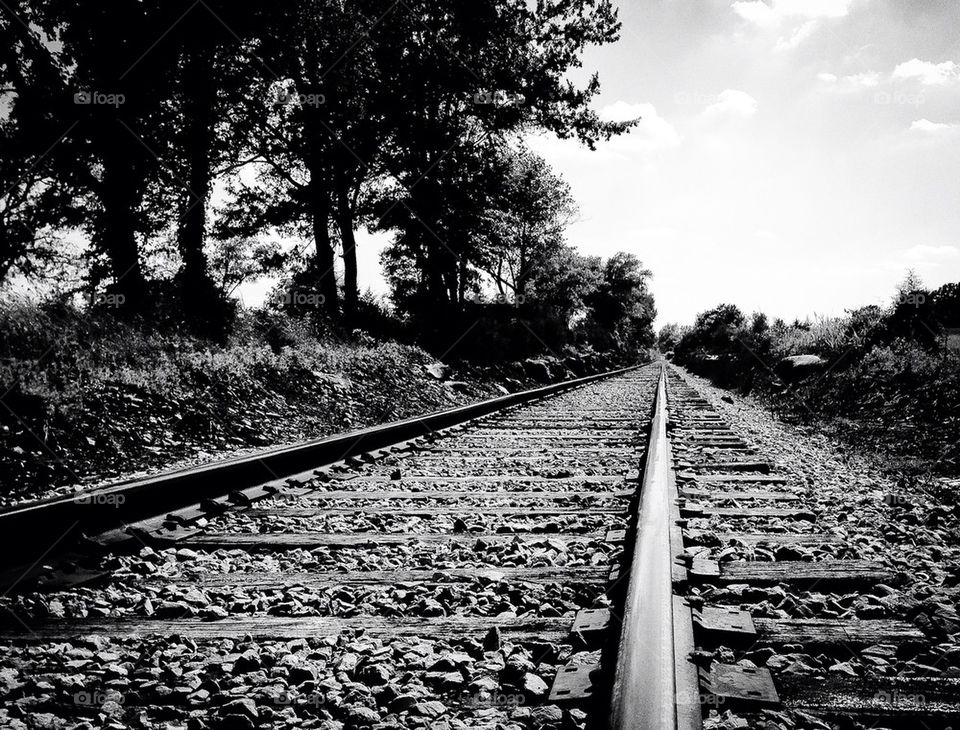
[{"xmin": 253, "ymin": 0, "xmax": 960, "ymax": 327}]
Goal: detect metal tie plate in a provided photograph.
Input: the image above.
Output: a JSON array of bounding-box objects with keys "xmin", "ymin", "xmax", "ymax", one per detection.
[
  {"xmin": 693, "ymin": 606, "xmax": 757, "ymax": 640},
  {"xmin": 548, "ymin": 662, "xmax": 600, "ymax": 702},
  {"xmin": 571, "ymin": 608, "xmax": 611, "ymax": 634},
  {"xmin": 701, "ymin": 664, "xmax": 780, "ymax": 709}
]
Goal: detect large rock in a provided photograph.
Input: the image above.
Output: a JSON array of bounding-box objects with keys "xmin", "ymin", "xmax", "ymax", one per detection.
[
  {"xmin": 522, "ymin": 359, "xmax": 553, "ymax": 383},
  {"xmin": 220, "ymin": 698, "xmax": 258, "ymax": 720},
  {"xmin": 563, "ymin": 354, "xmax": 586, "ymax": 377},
  {"xmin": 443, "ymin": 381, "xmax": 471, "ymax": 395},
  {"xmin": 519, "ymin": 672, "xmax": 549, "ymax": 700},
  {"xmin": 502, "ymin": 362, "xmax": 527, "ymax": 380},
  {"xmin": 424, "ymin": 362, "xmax": 451, "ymax": 380},
  {"xmin": 345, "ymin": 705, "xmax": 380, "ymax": 725},
  {"xmin": 775, "ymin": 354, "xmax": 827, "ymax": 383}
]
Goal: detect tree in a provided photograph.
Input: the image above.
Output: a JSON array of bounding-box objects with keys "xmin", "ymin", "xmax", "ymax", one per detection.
[
  {"xmin": 675, "ymin": 303, "xmax": 746, "ymax": 359},
  {"xmin": 930, "ymin": 282, "xmax": 960, "ymax": 329},
  {"xmin": 168, "ymin": 2, "xmax": 279, "ymax": 333},
  {"xmin": 2, "ymin": 0, "xmax": 193, "ymax": 313},
  {"xmin": 581, "ymin": 253, "xmax": 656, "ymax": 350},
  {"xmin": 377, "ymin": 136, "xmax": 506, "ymax": 313},
  {"xmin": 216, "ymin": 1, "xmax": 398, "ymax": 321},
  {"xmin": 0, "ymin": 116, "xmax": 85, "ymax": 280},
  {"xmin": 749, "ymin": 312, "xmax": 769, "ymax": 335},
  {"xmin": 658, "ymin": 323, "xmax": 684, "ymax": 352},
  {"xmin": 894, "ymin": 269, "xmax": 924, "ymax": 306},
  {"xmin": 885, "ymin": 270, "xmax": 937, "ymax": 346},
  {"xmin": 207, "ymin": 237, "xmax": 285, "ymax": 299},
  {"xmin": 371, "ymin": 0, "xmax": 633, "ymax": 310},
  {"xmin": 478, "ymin": 147, "xmax": 577, "ymax": 302},
  {"xmin": 527, "ymin": 248, "xmax": 602, "ymax": 330},
  {"xmin": 1, "ymin": 0, "xmax": 646, "ymax": 359}
]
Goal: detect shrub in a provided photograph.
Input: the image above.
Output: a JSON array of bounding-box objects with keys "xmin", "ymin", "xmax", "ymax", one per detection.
[{"xmin": 673, "ymin": 283, "xmax": 960, "ymax": 474}]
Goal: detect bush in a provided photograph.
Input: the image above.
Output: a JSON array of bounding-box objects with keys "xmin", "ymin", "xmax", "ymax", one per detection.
[
  {"xmin": 0, "ymin": 298, "xmax": 475, "ymax": 500},
  {"xmin": 673, "ymin": 281, "xmax": 960, "ymax": 474}
]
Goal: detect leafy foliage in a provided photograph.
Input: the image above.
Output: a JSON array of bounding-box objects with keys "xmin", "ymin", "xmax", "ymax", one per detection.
[
  {"xmin": 673, "ymin": 276, "xmax": 960, "ymax": 475},
  {"xmin": 1, "ymin": 0, "xmax": 643, "ymax": 357}
]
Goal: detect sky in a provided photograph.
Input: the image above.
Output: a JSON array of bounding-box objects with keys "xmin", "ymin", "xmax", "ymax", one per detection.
[
  {"xmin": 526, "ymin": 0, "xmax": 960, "ymax": 326},
  {"xmin": 240, "ymin": 0, "xmax": 960, "ymax": 327}
]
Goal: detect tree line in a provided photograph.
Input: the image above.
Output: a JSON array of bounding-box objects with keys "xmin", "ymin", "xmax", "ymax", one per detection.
[
  {"xmin": 659, "ymin": 273, "xmax": 960, "ymax": 388},
  {"xmin": 1, "ymin": 0, "xmax": 656, "ymax": 354}
]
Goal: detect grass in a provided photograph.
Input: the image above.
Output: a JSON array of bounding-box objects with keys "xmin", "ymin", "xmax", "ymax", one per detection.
[
  {"xmin": 782, "ymin": 341, "xmax": 960, "ymax": 475},
  {"xmin": 0, "ymin": 299, "xmax": 502, "ymax": 503}
]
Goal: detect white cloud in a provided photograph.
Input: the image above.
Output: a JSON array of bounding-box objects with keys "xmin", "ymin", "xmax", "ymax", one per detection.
[
  {"xmin": 892, "ymin": 59, "xmax": 959, "ymax": 86},
  {"xmin": 848, "ymin": 72, "xmax": 881, "ymax": 88},
  {"xmin": 732, "ymin": 0, "xmax": 777, "ymax": 26},
  {"xmin": 817, "ymin": 71, "xmax": 881, "ymax": 92},
  {"xmin": 885, "ymin": 244, "xmax": 960, "ymax": 273},
  {"xmin": 702, "ymin": 89, "xmax": 758, "ymax": 119},
  {"xmin": 598, "ymin": 101, "xmax": 682, "ymax": 152},
  {"xmin": 775, "ymin": 20, "xmax": 817, "ymax": 50},
  {"xmin": 527, "ymin": 102, "xmax": 682, "ymax": 161},
  {"xmin": 733, "ymin": 0, "xmax": 860, "ymax": 26},
  {"xmin": 910, "ymin": 119, "xmax": 959, "ymax": 134},
  {"xmin": 904, "ymin": 244, "xmax": 959, "ymax": 260},
  {"xmin": 734, "ymin": 1, "xmax": 864, "ymax": 53},
  {"xmin": 598, "ymin": 101, "xmax": 647, "ymax": 124}
]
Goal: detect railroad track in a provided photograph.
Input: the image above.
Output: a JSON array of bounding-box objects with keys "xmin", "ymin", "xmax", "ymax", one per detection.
[{"xmin": 0, "ymin": 363, "xmax": 957, "ymax": 729}]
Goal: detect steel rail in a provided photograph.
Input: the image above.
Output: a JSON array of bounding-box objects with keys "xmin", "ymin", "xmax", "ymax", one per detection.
[
  {"xmin": 610, "ymin": 365, "xmax": 701, "ymax": 730},
  {"xmin": 0, "ymin": 364, "xmax": 644, "ymax": 567}
]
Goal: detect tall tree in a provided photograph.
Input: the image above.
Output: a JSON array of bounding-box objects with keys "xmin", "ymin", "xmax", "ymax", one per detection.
[
  {"xmin": 172, "ymin": 8, "xmax": 225, "ymax": 329},
  {"xmin": 582, "ymin": 253, "xmax": 657, "ymax": 349},
  {"xmin": 216, "ymin": 1, "xmax": 386, "ymax": 319},
  {"xmin": 168, "ymin": 2, "xmax": 285, "ymax": 332},
  {"xmin": 370, "ymin": 0, "xmax": 632, "ymax": 310},
  {"xmin": 478, "ymin": 147, "xmax": 577, "ymax": 302},
  {"xmin": 3, "ymin": 0, "xmax": 184, "ymax": 313}
]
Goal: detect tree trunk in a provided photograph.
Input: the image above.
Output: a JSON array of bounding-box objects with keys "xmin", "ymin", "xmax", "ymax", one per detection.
[
  {"xmin": 308, "ymin": 167, "xmax": 340, "ymax": 316},
  {"xmin": 410, "ymin": 180, "xmax": 448, "ymax": 306},
  {"xmin": 426, "ymin": 239, "xmax": 447, "ymax": 304},
  {"xmin": 444, "ymin": 267, "xmax": 458, "ymax": 305},
  {"xmin": 99, "ymin": 143, "xmax": 147, "ymax": 315},
  {"xmin": 176, "ymin": 44, "xmax": 220, "ymax": 328},
  {"xmin": 515, "ymin": 231, "xmax": 528, "ymax": 302},
  {"xmin": 335, "ymin": 177, "xmax": 359, "ymax": 322},
  {"xmin": 457, "ymin": 257, "xmax": 468, "ymax": 305}
]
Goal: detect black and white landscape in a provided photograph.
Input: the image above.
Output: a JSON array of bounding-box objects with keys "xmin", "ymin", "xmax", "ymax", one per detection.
[{"xmin": 0, "ymin": 2, "xmax": 958, "ymax": 729}]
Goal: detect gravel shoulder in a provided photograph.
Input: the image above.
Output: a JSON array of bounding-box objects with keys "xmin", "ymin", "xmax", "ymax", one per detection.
[{"xmin": 674, "ymin": 365, "xmax": 960, "ymax": 729}]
